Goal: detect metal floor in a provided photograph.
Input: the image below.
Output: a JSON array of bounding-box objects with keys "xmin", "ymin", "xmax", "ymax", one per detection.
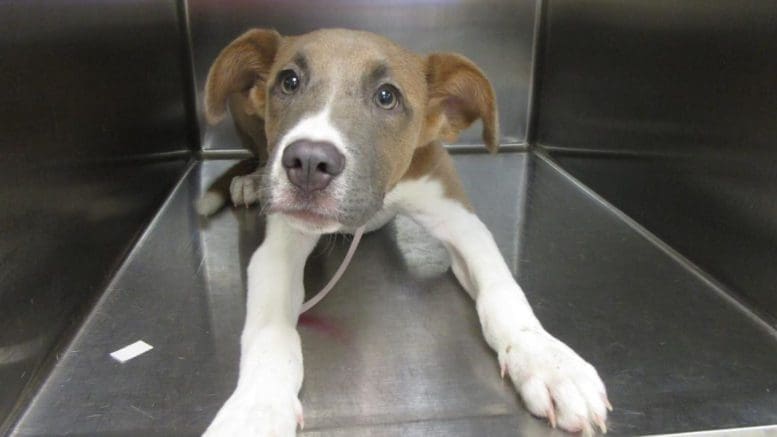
[{"xmin": 11, "ymin": 152, "xmax": 777, "ymax": 436}]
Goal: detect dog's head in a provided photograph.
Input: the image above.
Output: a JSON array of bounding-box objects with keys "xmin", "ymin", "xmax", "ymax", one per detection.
[{"xmin": 205, "ymin": 28, "xmax": 498, "ymax": 234}]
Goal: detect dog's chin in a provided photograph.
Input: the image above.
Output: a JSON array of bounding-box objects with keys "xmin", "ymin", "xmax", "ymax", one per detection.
[
  {"xmin": 280, "ymin": 210, "xmax": 343, "ymax": 235},
  {"xmin": 265, "ymin": 187, "xmax": 344, "ymax": 234},
  {"xmin": 266, "ymin": 185, "xmax": 380, "ymax": 234}
]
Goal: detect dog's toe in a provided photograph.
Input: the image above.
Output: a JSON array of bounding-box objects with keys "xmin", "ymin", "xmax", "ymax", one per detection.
[
  {"xmin": 229, "ymin": 174, "xmax": 262, "ymax": 207},
  {"xmin": 503, "ymin": 330, "xmax": 610, "ymax": 434}
]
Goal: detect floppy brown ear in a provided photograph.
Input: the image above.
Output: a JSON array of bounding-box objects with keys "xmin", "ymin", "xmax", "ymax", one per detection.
[
  {"xmin": 424, "ymin": 53, "xmax": 500, "ymax": 152},
  {"xmin": 204, "ymin": 28, "xmax": 281, "ymax": 125}
]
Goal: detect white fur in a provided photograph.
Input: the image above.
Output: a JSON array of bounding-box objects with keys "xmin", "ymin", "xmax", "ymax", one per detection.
[
  {"xmin": 389, "ymin": 177, "xmax": 609, "ymax": 434},
  {"xmin": 230, "ymin": 172, "xmax": 264, "ymax": 208},
  {"xmin": 265, "ymin": 100, "xmax": 351, "ymax": 236},
  {"xmin": 276, "ymin": 102, "xmax": 348, "ymax": 156},
  {"xmin": 269, "ymin": 100, "xmax": 349, "ymax": 189},
  {"xmin": 197, "ymin": 101, "xmax": 349, "ymax": 219},
  {"xmin": 204, "ymin": 215, "xmax": 318, "ymax": 437},
  {"xmin": 206, "ymin": 177, "xmax": 609, "ymax": 436}
]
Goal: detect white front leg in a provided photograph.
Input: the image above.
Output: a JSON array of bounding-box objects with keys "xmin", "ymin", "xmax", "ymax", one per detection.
[
  {"xmin": 205, "ymin": 214, "xmax": 319, "ymax": 437},
  {"xmin": 395, "ymin": 178, "xmax": 610, "ymax": 434}
]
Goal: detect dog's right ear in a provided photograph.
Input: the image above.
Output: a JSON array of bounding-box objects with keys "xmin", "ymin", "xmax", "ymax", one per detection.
[
  {"xmin": 204, "ymin": 29, "xmax": 282, "ymax": 125},
  {"xmin": 423, "ymin": 53, "xmax": 499, "ymax": 153}
]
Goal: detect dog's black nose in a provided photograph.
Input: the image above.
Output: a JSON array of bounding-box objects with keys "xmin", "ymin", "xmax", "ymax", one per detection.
[{"xmin": 282, "ymin": 140, "xmax": 345, "ymax": 192}]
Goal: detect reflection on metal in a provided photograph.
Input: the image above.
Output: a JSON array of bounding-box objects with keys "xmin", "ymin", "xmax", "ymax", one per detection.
[
  {"xmin": 0, "ymin": 337, "xmax": 47, "ymax": 365},
  {"xmin": 11, "ymin": 157, "xmax": 777, "ymax": 436},
  {"xmin": 3, "ymin": 0, "xmax": 777, "ymax": 435},
  {"xmin": 648, "ymin": 425, "xmax": 777, "ymax": 437},
  {"xmin": 186, "ymin": 0, "xmax": 538, "ymax": 151},
  {"xmin": 0, "ymin": 0, "xmax": 191, "ymax": 431},
  {"xmin": 536, "ymin": 0, "xmax": 777, "ymax": 323}
]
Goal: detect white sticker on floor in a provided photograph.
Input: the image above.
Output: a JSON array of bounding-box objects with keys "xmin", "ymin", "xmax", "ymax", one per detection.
[{"xmin": 110, "ymin": 340, "xmax": 153, "ymax": 363}]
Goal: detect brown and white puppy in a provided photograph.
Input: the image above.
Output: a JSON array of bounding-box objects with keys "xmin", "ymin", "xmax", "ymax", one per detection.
[{"xmin": 201, "ymin": 28, "xmax": 610, "ymax": 436}]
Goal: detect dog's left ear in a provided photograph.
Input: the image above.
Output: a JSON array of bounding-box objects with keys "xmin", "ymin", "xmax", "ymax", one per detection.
[{"xmin": 424, "ymin": 53, "xmax": 499, "ymax": 152}]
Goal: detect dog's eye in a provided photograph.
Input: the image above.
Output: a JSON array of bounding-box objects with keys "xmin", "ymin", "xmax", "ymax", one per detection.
[
  {"xmin": 280, "ymin": 70, "xmax": 300, "ymax": 94},
  {"xmin": 374, "ymin": 85, "xmax": 399, "ymax": 110}
]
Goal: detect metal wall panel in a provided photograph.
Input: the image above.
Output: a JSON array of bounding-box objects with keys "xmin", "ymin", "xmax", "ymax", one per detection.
[
  {"xmin": 186, "ymin": 0, "xmax": 538, "ymax": 152},
  {"xmin": 534, "ymin": 0, "xmax": 777, "ymax": 322},
  {"xmin": 0, "ymin": 0, "xmax": 191, "ymax": 431}
]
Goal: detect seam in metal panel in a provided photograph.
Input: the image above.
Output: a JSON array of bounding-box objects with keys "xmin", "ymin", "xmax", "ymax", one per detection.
[
  {"xmin": 298, "ymin": 411, "xmax": 521, "ymax": 433},
  {"xmin": 90, "ymin": 150, "xmax": 192, "ymax": 165},
  {"xmin": 539, "ymin": 144, "xmax": 708, "ymax": 159},
  {"xmin": 176, "ymin": 0, "xmax": 202, "ymax": 153},
  {"xmin": 535, "ymin": 150, "xmax": 777, "ymax": 338},
  {"xmin": 525, "ymin": 0, "xmax": 546, "ymax": 147},
  {"xmin": 646, "ymin": 424, "xmax": 777, "ymax": 437},
  {"xmin": 446, "ymin": 142, "xmax": 529, "ymax": 153},
  {"xmin": 197, "ymin": 143, "xmax": 530, "ymax": 161}
]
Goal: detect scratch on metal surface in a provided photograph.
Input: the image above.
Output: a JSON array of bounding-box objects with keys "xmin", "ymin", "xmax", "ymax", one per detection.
[
  {"xmin": 130, "ymin": 405, "xmax": 155, "ymax": 420},
  {"xmin": 196, "ymin": 253, "xmax": 208, "ymax": 275}
]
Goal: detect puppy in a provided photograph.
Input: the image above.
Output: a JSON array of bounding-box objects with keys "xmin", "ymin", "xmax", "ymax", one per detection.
[{"xmin": 200, "ymin": 28, "xmax": 610, "ymax": 436}]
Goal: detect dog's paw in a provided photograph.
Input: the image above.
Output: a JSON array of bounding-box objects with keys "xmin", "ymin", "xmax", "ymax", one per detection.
[
  {"xmin": 196, "ymin": 191, "xmax": 227, "ymax": 216},
  {"xmin": 230, "ymin": 173, "xmax": 263, "ymax": 207},
  {"xmin": 203, "ymin": 391, "xmax": 303, "ymax": 437},
  {"xmin": 499, "ymin": 329, "xmax": 611, "ymax": 434}
]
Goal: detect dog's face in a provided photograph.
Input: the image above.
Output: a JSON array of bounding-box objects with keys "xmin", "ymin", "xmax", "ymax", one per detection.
[{"xmin": 205, "ymin": 28, "xmax": 498, "ymax": 234}]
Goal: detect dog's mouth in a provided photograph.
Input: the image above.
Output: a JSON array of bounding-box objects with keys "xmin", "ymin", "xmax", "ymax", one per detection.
[
  {"xmin": 276, "ymin": 208, "xmax": 337, "ymax": 224},
  {"xmin": 267, "ymin": 189, "xmax": 343, "ymax": 232},
  {"xmin": 264, "ymin": 173, "xmax": 383, "ymax": 232},
  {"xmin": 274, "ymin": 208, "xmax": 342, "ymax": 234}
]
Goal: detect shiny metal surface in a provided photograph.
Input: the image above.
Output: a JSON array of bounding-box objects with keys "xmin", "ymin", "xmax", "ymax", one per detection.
[
  {"xmin": 649, "ymin": 425, "xmax": 777, "ymax": 437},
  {"xmin": 0, "ymin": 0, "xmax": 191, "ymax": 432},
  {"xmin": 186, "ymin": 0, "xmax": 538, "ymax": 152},
  {"xmin": 12, "ymin": 155, "xmax": 777, "ymax": 436},
  {"xmin": 534, "ymin": 1, "xmax": 777, "ymax": 322}
]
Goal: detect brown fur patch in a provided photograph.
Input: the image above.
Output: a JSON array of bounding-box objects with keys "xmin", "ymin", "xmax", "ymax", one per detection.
[
  {"xmin": 228, "ymin": 97, "xmax": 268, "ymax": 162},
  {"xmin": 402, "ymin": 141, "xmax": 473, "ymax": 210},
  {"xmin": 399, "ymin": 52, "xmax": 502, "ymax": 208},
  {"xmin": 262, "ymin": 29, "xmax": 429, "ymax": 193},
  {"xmin": 204, "ymin": 29, "xmax": 281, "ymax": 125},
  {"xmin": 204, "ymin": 29, "xmax": 501, "ymax": 213},
  {"xmin": 421, "ymin": 53, "xmax": 500, "ymax": 153}
]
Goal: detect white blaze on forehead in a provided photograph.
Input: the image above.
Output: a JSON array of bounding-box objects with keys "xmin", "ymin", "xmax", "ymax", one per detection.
[
  {"xmin": 279, "ymin": 103, "xmax": 346, "ymax": 151},
  {"xmin": 270, "ymin": 99, "xmax": 350, "ymax": 178}
]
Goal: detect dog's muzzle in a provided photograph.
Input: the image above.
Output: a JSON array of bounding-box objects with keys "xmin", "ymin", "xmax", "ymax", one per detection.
[{"xmin": 281, "ymin": 140, "xmax": 345, "ymax": 193}]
